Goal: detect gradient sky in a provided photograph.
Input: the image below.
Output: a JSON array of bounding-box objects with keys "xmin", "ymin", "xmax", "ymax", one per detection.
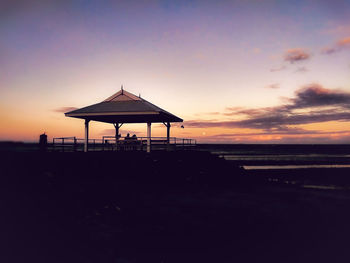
[{"xmin": 1, "ymin": 0, "xmax": 350, "ymax": 143}]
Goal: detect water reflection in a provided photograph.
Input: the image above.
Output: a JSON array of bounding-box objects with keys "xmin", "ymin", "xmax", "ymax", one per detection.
[{"xmin": 244, "ymin": 164, "xmax": 350, "ymax": 170}]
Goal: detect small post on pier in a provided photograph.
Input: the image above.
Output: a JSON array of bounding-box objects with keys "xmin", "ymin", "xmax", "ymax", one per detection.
[
  {"xmin": 73, "ymin": 137, "xmax": 77, "ymax": 152},
  {"xmin": 84, "ymin": 119, "xmax": 90, "ymax": 152},
  {"xmin": 114, "ymin": 123, "xmax": 119, "ymax": 150},
  {"xmin": 166, "ymin": 122, "xmax": 171, "ymax": 150},
  {"xmin": 147, "ymin": 122, "xmax": 152, "ymax": 153},
  {"xmin": 166, "ymin": 122, "xmax": 170, "ymax": 143}
]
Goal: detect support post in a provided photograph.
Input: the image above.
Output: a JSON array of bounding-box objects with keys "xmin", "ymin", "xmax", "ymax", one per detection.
[
  {"xmin": 147, "ymin": 122, "xmax": 151, "ymax": 153},
  {"xmin": 114, "ymin": 123, "xmax": 119, "ymax": 150},
  {"xmin": 84, "ymin": 119, "xmax": 90, "ymax": 152},
  {"xmin": 74, "ymin": 137, "xmax": 77, "ymax": 152},
  {"xmin": 114, "ymin": 123, "xmax": 123, "ymax": 151},
  {"xmin": 166, "ymin": 122, "xmax": 171, "ymax": 151},
  {"xmin": 166, "ymin": 122, "xmax": 170, "ymax": 143}
]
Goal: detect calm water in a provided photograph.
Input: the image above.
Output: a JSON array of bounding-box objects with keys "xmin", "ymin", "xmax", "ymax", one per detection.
[
  {"xmin": 195, "ymin": 144, "xmax": 350, "ymax": 188},
  {"xmin": 244, "ymin": 164, "xmax": 350, "ymax": 170},
  {"xmin": 197, "ymin": 144, "xmax": 350, "ymax": 169}
]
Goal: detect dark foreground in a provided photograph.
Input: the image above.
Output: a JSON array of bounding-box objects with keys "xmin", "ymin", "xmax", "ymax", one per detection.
[{"xmin": 2, "ymin": 151, "xmax": 350, "ymax": 263}]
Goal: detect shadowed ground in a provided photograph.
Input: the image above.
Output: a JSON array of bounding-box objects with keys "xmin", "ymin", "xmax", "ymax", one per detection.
[{"xmin": 1, "ymin": 151, "xmax": 350, "ymax": 263}]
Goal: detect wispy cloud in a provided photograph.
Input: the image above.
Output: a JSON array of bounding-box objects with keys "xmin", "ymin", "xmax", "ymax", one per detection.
[
  {"xmin": 194, "ymin": 112, "xmax": 222, "ymax": 116},
  {"xmin": 265, "ymin": 83, "xmax": 280, "ymax": 89},
  {"xmin": 211, "ymin": 130, "xmax": 350, "ymax": 137},
  {"xmin": 53, "ymin": 107, "xmax": 78, "ymax": 113},
  {"xmin": 322, "ymin": 36, "xmax": 350, "ymax": 54},
  {"xmin": 252, "ymin": 47, "xmax": 261, "ymax": 54},
  {"xmin": 186, "ymin": 84, "xmax": 350, "ymax": 132},
  {"xmin": 295, "ymin": 66, "xmax": 309, "ymax": 73},
  {"xmin": 284, "ymin": 48, "xmax": 311, "ymax": 63},
  {"xmin": 200, "ymin": 132, "xmax": 350, "ymax": 144},
  {"xmin": 322, "ymin": 25, "xmax": 350, "ymax": 36},
  {"xmin": 270, "ymin": 65, "xmax": 286, "ymax": 72}
]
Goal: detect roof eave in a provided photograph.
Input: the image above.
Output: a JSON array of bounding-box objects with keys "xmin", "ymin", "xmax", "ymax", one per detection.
[{"xmin": 66, "ymin": 111, "xmax": 160, "ymax": 117}]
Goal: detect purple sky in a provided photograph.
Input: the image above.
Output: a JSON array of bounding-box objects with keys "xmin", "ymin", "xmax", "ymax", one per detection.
[{"xmin": 1, "ymin": 0, "xmax": 350, "ymax": 143}]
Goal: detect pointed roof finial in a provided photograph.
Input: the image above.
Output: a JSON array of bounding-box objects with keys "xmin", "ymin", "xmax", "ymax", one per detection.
[
  {"xmin": 139, "ymin": 93, "xmax": 141, "ymax": 98},
  {"xmin": 121, "ymin": 85, "xmax": 123, "ymax": 94}
]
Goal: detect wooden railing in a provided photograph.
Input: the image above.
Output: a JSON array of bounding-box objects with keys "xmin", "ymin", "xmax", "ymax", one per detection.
[{"xmin": 51, "ymin": 136, "xmax": 196, "ymax": 152}]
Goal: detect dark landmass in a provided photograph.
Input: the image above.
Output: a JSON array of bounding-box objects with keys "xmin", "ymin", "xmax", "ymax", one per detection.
[{"xmin": 2, "ymin": 150, "xmax": 350, "ymax": 263}]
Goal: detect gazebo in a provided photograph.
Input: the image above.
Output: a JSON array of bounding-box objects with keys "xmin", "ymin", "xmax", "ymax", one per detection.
[{"xmin": 65, "ymin": 87, "xmax": 183, "ymax": 152}]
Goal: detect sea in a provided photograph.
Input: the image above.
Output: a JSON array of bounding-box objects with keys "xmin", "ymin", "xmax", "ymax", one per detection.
[
  {"xmin": 196, "ymin": 144, "xmax": 350, "ymax": 169},
  {"xmin": 195, "ymin": 144, "xmax": 350, "ymax": 189}
]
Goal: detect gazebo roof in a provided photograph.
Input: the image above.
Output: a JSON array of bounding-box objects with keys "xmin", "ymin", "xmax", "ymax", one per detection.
[{"xmin": 65, "ymin": 88, "xmax": 183, "ymax": 123}]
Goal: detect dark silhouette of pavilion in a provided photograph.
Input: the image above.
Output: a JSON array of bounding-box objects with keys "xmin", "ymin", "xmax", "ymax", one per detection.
[{"xmin": 65, "ymin": 87, "xmax": 183, "ymax": 152}]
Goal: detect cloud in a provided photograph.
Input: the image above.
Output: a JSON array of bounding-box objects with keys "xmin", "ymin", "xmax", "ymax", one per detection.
[
  {"xmin": 252, "ymin": 47, "xmax": 261, "ymax": 54},
  {"xmin": 212, "ymin": 130, "xmax": 350, "ymax": 137},
  {"xmin": 187, "ymin": 84, "xmax": 350, "ymax": 132},
  {"xmin": 265, "ymin": 83, "xmax": 280, "ymax": 89},
  {"xmin": 199, "ymin": 132, "xmax": 350, "ymax": 144},
  {"xmin": 53, "ymin": 107, "xmax": 78, "ymax": 113},
  {"xmin": 270, "ymin": 65, "xmax": 286, "ymax": 72},
  {"xmin": 321, "ymin": 47, "xmax": 337, "ymax": 54},
  {"xmin": 194, "ymin": 112, "xmax": 221, "ymax": 116},
  {"xmin": 288, "ymin": 83, "xmax": 350, "ymax": 109},
  {"xmin": 295, "ymin": 67, "xmax": 309, "ymax": 73},
  {"xmin": 322, "ymin": 36, "xmax": 350, "ymax": 54},
  {"xmin": 185, "ymin": 112, "xmax": 350, "ymax": 130},
  {"xmin": 338, "ymin": 37, "xmax": 350, "ymax": 46},
  {"xmin": 322, "ymin": 25, "xmax": 350, "ymax": 36},
  {"xmin": 284, "ymin": 48, "xmax": 311, "ymax": 63},
  {"xmin": 224, "ymin": 107, "xmax": 281, "ymax": 117}
]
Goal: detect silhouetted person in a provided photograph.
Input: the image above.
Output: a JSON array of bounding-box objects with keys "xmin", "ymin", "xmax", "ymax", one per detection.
[
  {"xmin": 132, "ymin": 134, "xmax": 137, "ymax": 140},
  {"xmin": 39, "ymin": 132, "xmax": 47, "ymax": 152},
  {"xmin": 125, "ymin": 133, "xmax": 130, "ymax": 140}
]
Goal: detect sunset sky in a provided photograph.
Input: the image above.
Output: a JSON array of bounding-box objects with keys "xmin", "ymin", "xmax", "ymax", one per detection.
[{"xmin": 1, "ymin": 0, "xmax": 350, "ymax": 143}]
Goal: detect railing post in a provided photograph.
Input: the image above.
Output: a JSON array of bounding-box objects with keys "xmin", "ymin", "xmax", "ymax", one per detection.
[
  {"xmin": 84, "ymin": 119, "xmax": 90, "ymax": 152},
  {"xmin": 62, "ymin": 138, "xmax": 65, "ymax": 152},
  {"xmin": 74, "ymin": 137, "xmax": 77, "ymax": 152},
  {"xmin": 147, "ymin": 123, "xmax": 152, "ymax": 153},
  {"xmin": 166, "ymin": 122, "xmax": 171, "ymax": 151}
]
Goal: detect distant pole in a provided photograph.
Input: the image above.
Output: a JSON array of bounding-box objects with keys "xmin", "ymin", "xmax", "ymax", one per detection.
[
  {"xmin": 84, "ymin": 119, "xmax": 90, "ymax": 152},
  {"xmin": 147, "ymin": 122, "xmax": 151, "ymax": 153}
]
